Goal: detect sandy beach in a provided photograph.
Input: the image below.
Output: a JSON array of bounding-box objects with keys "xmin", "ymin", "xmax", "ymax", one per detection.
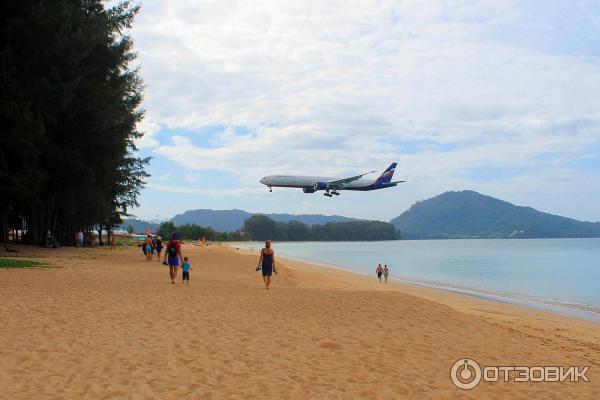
[{"xmin": 0, "ymin": 244, "xmax": 598, "ymax": 399}]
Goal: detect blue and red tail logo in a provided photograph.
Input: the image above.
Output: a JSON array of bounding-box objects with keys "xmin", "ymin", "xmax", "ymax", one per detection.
[{"xmin": 375, "ymin": 163, "xmax": 397, "ymax": 184}]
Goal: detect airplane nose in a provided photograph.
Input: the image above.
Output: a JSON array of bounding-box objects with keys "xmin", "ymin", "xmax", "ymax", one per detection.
[{"xmin": 259, "ymin": 177, "xmax": 265, "ymax": 184}]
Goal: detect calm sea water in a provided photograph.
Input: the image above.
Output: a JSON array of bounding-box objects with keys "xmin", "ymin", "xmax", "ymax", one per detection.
[{"xmin": 233, "ymin": 239, "xmax": 600, "ymax": 321}]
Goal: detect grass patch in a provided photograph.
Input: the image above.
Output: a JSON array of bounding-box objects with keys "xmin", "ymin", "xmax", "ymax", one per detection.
[{"xmin": 0, "ymin": 258, "xmax": 54, "ymax": 269}]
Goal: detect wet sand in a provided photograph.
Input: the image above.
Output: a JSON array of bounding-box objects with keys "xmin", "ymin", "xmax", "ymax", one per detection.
[{"xmin": 0, "ymin": 244, "xmax": 598, "ymax": 399}]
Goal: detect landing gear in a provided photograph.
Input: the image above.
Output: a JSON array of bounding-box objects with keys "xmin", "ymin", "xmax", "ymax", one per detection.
[
  {"xmin": 331, "ymin": 191, "xmax": 340, "ymax": 196},
  {"xmin": 269, "ymin": 186, "xmax": 272, "ymax": 192},
  {"xmin": 323, "ymin": 190, "xmax": 334, "ymax": 197}
]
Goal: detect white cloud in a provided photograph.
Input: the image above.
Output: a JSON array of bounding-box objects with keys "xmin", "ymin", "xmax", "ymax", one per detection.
[
  {"xmin": 127, "ymin": 0, "xmax": 600, "ymax": 220},
  {"xmin": 135, "ymin": 117, "xmax": 161, "ymax": 149},
  {"xmin": 147, "ymin": 182, "xmax": 264, "ymax": 197}
]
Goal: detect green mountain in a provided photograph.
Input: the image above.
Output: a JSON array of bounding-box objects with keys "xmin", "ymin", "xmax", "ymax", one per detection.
[
  {"xmin": 390, "ymin": 190, "xmax": 600, "ymax": 239},
  {"xmin": 121, "ymin": 210, "xmax": 357, "ymax": 234},
  {"xmin": 170, "ymin": 209, "xmax": 357, "ymax": 232}
]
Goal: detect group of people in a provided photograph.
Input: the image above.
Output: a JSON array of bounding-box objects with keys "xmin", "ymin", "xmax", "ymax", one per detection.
[
  {"xmin": 142, "ymin": 235, "xmax": 164, "ymax": 261},
  {"xmin": 376, "ymin": 264, "xmax": 390, "ymax": 283},
  {"xmin": 141, "ymin": 233, "xmax": 191, "ymax": 284},
  {"xmin": 140, "ymin": 235, "xmax": 386, "ymax": 289}
]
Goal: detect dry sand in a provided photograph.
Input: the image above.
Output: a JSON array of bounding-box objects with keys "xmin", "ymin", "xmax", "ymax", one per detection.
[{"xmin": 0, "ymin": 243, "xmax": 598, "ymax": 399}]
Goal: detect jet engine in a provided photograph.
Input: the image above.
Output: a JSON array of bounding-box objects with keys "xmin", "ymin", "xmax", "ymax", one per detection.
[
  {"xmin": 303, "ymin": 188, "xmax": 316, "ymax": 193},
  {"xmin": 313, "ymin": 182, "xmax": 329, "ymax": 191}
]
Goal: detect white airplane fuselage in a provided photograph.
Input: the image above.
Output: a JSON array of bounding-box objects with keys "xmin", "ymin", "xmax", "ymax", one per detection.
[
  {"xmin": 259, "ymin": 163, "xmax": 402, "ymax": 196},
  {"xmin": 260, "ymin": 175, "xmax": 383, "ymax": 191}
]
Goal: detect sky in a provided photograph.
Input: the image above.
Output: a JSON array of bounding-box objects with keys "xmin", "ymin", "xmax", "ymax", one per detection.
[{"xmin": 124, "ymin": 0, "xmax": 600, "ymax": 223}]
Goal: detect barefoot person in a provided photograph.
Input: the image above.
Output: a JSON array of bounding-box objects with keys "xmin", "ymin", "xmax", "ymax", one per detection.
[
  {"xmin": 143, "ymin": 235, "xmax": 153, "ymax": 262},
  {"xmin": 376, "ymin": 264, "xmax": 383, "ymax": 283},
  {"xmin": 383, "ymin": 264, "xmax": 389, "ymax": 283},
  {"xmin": 258, "ymin": 240, "xmax": 276, "ymax": 289},
  {"xmin": 164, "ymin": 233, "xmax": 183, "ymax": 284},
  {"xmin": 181, "ymin": 256, "xmax": 191, "ymax": 285},
  {"xmin": 155, "ymin": 236, "xmax": 163, "ymax": 262}
]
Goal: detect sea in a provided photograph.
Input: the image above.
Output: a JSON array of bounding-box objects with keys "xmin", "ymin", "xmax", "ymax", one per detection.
[{"xmin": 232, "ymin": 239, "xmax": 600, "ymax": 321}]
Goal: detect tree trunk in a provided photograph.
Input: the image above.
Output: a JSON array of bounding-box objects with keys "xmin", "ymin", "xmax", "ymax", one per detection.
[
  {"xmin": 30, "ymin": 206, "xmax": 39, "ymax": 246},
  {"xmin": 97, "ymin": 227, "xmax": 103, "ymax": 246},
  {"xmin": 1, "ymin": 198, "xmax": 9, "ymax": 251}
]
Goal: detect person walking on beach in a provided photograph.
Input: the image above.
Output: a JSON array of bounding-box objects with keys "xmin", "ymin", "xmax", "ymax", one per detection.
[
  {"xmin": 155, "ymin": 236, "xmax": 163, "ymax": 262},
  {"xmin": 258, "ymin": 240, "xmax": 276, "ymax": 289},
  {"xmin": 383, "ymin": 264, "xmax": 389, "ymax": 283},
  {"xmin": 78, "ymin": 230, "xmax": 84, "ymax": 247},
  {"xmin": 164, "ymin": 233, "xmax": 184, "ymax": 284},
  {"xmin": 181, "ymin": 256, "xmax": 191, "ymax": 284},
  {"xmin": 143, "ymin": 234, "xmax": 153, "ymax": 262},
  {"xmin": 376, "ymin": 264, "xmax": 383, "ymax": 283}
]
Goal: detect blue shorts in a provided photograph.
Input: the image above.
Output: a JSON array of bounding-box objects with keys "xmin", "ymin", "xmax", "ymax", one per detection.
[
  {"xmin": 146, "ymin": 245, "xmax": 152, "ymax": 252},
  {"xmin": 168, "ymin": 256, "xmax": 179, "ymax": 266}
]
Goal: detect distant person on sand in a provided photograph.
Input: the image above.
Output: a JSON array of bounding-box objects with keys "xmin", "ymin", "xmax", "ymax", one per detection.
[
  {"xmin": 376, "ymin": 264, "xmax": 383, "ymax": 283},
  {"xmin": 182, "ymin": 256, "xmax": 191, "ymax": 284},
  {"xmin": 143, "ymin": 235, "xmax": 153, "ymax": 261},
  {"xmin": 383, "ymin": 265, "xmax": 389, "ymax": 283},
  {"xmin": 78, "ymin": 230, "xmax": 84, "ymax": 247},
  {"xmin": 164, "ymin": 233, "xmax": 184, "ymax": 284},
  {"xmin": 258, "ymin": 240, "xmax": 276, "ymax": 289},
  {"xmin": 155, "ymin": 236, "xmax": 163, "ymax": 262}
]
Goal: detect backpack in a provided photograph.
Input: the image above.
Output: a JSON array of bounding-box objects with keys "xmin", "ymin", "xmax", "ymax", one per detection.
[{"xmin": 167, "ymin": 241, "xmax": 178, "ymax": 257}]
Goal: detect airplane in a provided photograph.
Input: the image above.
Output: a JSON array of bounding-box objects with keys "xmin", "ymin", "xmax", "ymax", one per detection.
[{"xmin": 259, "ymin": 163, "xmax": 404, "ymax": 197}]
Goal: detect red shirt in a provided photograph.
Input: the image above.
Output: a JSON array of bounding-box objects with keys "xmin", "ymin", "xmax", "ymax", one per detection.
[{"xmin": 166, "ymin": 240, "xmax": 181, "ymax": 254}]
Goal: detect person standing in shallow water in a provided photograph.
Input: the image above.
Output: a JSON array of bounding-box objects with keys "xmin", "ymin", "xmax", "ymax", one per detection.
[
  {"xmin": 383, "ymin": 265, "xmax": 389, "ymax": 283},
  {"xmin": 376, "ymin": 264, "xmax": 383, "ymax": 283},
  {"xmin": 258, "ymin": 240, "xmax": 276, "ymax": 289}
]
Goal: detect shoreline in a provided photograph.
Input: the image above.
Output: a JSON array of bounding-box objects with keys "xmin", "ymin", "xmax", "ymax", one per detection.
[
  {"xmin": 1, "ymin": 244, "xmax": 598, "ymax": 399},
  {"xmin": 227, "ymin": 241, "xmax": 600, "ymax": 323},
  {"xmin": 232, "ymin": 245, "xmax": 600, "ymax": 328}
]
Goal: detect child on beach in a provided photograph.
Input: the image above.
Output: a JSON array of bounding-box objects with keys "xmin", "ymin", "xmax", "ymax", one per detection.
[
  {"xmin": 383, "ymin": 265, "xmax": 389, "ymax": 283},
  {"xmin": 182, "ymin": 257, "xmax": 191, "ymax": 284}
]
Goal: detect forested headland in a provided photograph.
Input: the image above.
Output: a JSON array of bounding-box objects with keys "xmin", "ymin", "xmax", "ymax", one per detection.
[
  {"xmin": 156, "ymin": 215, "xmax": 400, "ymax": 242},
  {"xmin": 1, "ymin": 1, "xmax": 148, "ymax": 246}
]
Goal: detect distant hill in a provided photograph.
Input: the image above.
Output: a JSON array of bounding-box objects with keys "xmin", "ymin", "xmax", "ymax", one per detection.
[
  {"xmin": 390, "ymin": 190, "xmax": 600, "ymax": 239},
  {"xmin": 170, "ymin": 209, "xmax": 357, "ymax": 232},
  {"xmin": 119, "ymin": 218, "xmax": 159, "ymax": 234}
]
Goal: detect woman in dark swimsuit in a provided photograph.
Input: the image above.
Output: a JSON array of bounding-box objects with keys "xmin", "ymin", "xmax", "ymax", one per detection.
[{"xmin": 258, "ymin": 240, "xmax": 276, "ymax": 289}]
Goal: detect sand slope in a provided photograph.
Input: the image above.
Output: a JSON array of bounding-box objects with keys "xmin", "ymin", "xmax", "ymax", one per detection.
[{"xmin": 0, "ymin": 244, "xmax": 598, "ymax": 399}]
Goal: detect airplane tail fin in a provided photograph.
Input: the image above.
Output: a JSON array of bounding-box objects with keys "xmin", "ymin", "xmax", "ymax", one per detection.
[{"xmin": 375, "ymin": 163, "xmax": 397, "ymax": 184}]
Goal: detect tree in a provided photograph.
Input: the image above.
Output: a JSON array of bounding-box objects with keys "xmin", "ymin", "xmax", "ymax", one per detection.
[
  {"xmin": 127, "ymin": 225, "xmax": 134, "ymax": 235},
  {"xmin": 242, "ymin": 215, "xmax": 277, "ymax": 241},
  {"xmin": 0, "ymin": 1, "xmax": 148, "ymax": 247},
  {"xmin": 240, "ymin": 215, "xmax": 399, "ymax": 241},
  {"xmin": 158, "ymin": 222, "xmax": 176, "ymax": 241}
]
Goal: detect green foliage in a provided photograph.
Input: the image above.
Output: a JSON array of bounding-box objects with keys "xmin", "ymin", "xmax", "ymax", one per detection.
[
  {"xmin": 391, "ymin": 190, "xmax": 600, "ymax": 239},
  {"xmin": 126, "ymin": 225, "xmax": 134, "ymax": 235},
  {"xmin": 0, "ymin": 1, "xmax": 148, "ymax": 246},
  {"xmin": 0, "ymin": 258, "xmax": 53, "ymax": 269},
  {"xmin": 242, "ymin": 215, "xmax": 399, "ymax": 241},
  {"xmin": 157, "ymin": 221, "xmax": 176, "ymax": 241},
  {"xmin": 158, "ymin": 222, "xmax": 242, "ymax": 242}
]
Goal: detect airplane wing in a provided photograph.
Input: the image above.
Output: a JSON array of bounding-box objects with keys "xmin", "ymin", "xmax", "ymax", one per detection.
[{"xmin": 327, "ymin": 171, "xmax": 377, "ymax": 189}]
